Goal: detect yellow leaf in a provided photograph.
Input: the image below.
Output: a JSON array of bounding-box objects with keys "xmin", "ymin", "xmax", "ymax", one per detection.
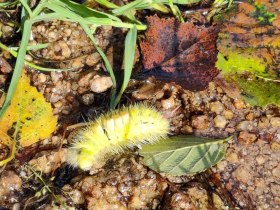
[{"xmin": 0, "ymin": 70, "xmax": 57, "ymax": 154}]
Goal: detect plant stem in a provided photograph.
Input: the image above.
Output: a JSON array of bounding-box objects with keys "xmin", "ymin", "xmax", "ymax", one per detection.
[{"xmin": 0, "ymin": 20, "xmax": 32, "ymax": 118}]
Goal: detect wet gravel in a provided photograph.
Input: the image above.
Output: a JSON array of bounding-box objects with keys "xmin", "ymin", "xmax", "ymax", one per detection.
[
  {"xmin": 30, "ymin": 20, "xmax": 112, "ymax": 69},
  {"xmin": 0, "ymin": 13, "xmax": 279, "ymax": 210}
]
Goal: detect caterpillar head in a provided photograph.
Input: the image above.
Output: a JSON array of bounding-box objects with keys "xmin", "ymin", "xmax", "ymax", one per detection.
[{"xmin": 66, "ymin": 148, "xmax": 93, "ymax": 170}]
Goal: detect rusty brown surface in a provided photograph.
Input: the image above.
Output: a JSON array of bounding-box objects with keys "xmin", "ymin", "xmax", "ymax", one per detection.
[{"xmin": 139, "ymin": 15, "xmax": 220, "ymax": 91}]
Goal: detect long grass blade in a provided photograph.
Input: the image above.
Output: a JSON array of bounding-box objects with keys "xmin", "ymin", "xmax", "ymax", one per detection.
[
  {"xmin": 0, "ymin": 42, "xmax": 75, "ymax": 72},
  {"xmin": 10, "ymin": 43, "xmax": 49, "ymax": 51},
  {"xmin": 0, "ymin": 20, "xmax": 32, "ymax": 118},
  {"xmin": 19, "ymin": 0, "xmax": 32, "ymax": 16},
  {"xmin": 112, "ymin": 0, "xmax": 145, "ymax": 15},
  {"xmin": 52, "ymin": 0, "xmax": 121, "ymax": 21},
  {"xmin": 113, "ymin": 26, "xmax": 137, "ymax": 108},
  {"xmin": 95, "ymin": 0, "xmax": 119, "ymax": 9},
  {"xmin": 0, "ymin": 0, "xmax": 18, "ymax": 7}
]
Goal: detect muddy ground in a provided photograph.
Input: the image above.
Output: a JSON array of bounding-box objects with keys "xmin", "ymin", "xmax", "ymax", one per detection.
[{"xmin": 0, "ymin": 0, "xmax": 280, "ymax": 209}]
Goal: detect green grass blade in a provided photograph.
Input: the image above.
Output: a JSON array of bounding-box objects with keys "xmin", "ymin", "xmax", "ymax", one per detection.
[
  {"xmin": 0, "ymin": 42, "xmax": 76, "ymax": 72},
  {"xmin": 151, "ymin": 3, "xmax": 169, "ymax": 13},
  {"xmin": 0, "ymin": 0, "xmax": 18, "ymax": 7},
  {"xmin": 32, "ymin": 12, "xmax": 63, "ymax": 23},
  {"xmin": 20, "ymin": 0, "xmax": 29, "ymax": 33},
  {"xmin": 94, "ymin": 0, "xmax": 142, "ymax": 24},
  {"xmin": 52, "ymin": 0, "xmax": 121, "ymax": 21},
  {"xmin": 26, "ymin": 43, "xmax": 49, "ymax": 51},
  {"xmin": 112, "ymin": 0, "xmax": 146, "ymax": 15},
  {"xmin": 25, "ymin": 61, "xmax": 76, "ymax": 72},
  {"xmin": 19, "ymin": 0, "xmax": 32, "ymax": 16},
  {"xmin": 113, "ymin": 26, "xmax": 137, "ymax": 108},
  {"xmin": 154, "ymin": 0, "xmax": 201, "ymax": 4},
  {"xmin": 9, "ymin": 43, "xmax": 49, "ymax": 51},
  {"xmin": 84, "ymin": 17, "xmax": 146, "ymax": 30},
  {"xmin": 95, "ymin": 0, "xmax": 119, "ymax": 9},
  {"xmin": 45, "ymin": 4, "xmax": 92, "ymax": 25},
  {"xmin": 31, "ymin": 0, "xmax": 46, "ymax": 17},
  {"xmin": 0, "ymin": 20, "xmax": 32, "ymax": 118}
]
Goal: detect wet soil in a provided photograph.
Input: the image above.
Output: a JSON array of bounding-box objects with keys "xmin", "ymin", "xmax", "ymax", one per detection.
[{"xmin": 0, "ymin": 1, "xmax": 279, "ymax": 210}]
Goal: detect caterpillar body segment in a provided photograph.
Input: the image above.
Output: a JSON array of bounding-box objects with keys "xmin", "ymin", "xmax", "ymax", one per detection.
[{"xmin": 67, "ymin": 104, "xmax": 170, "ymax": 170}]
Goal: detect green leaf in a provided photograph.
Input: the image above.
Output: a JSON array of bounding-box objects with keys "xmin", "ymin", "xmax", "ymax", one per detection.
[
  {"xmin": 216, "ymin": 52, "xmax": 276, "ymax": 80},
  {"xmin": 140, "ymin": 135, "xmax": 231, "ymax": 176},
  {"xmin": 225, "ymin": 74, "xmax": 280, "ymax": 108}
]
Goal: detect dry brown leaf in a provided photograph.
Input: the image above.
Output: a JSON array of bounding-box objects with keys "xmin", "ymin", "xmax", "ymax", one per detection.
[{"xmin": 139, "ymin": 15, "xmax": 220, "ymax": 91}]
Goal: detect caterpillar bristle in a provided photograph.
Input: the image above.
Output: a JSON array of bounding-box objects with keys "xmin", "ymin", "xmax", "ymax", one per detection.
[{"xmin": 66, "ymin": 103, "xmax": 170, "ymax": 170}]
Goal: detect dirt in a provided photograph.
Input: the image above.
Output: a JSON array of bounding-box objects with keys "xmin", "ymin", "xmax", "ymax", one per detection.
[{"xmin": 0, "ymin": 1, "xmax": 280, "ymax": 210}]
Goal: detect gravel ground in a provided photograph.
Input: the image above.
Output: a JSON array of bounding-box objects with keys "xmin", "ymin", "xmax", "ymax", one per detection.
[
  {"xmin": 0, "ymin": 11, "xmax": 280, "ymax": 210},
  {"xmin": 1, "ymin": 70, "xmax": 277, "ymax": 209},
  {"xmin": 30, "ymin": 20, "xmax": 113, "ymax": 69}
]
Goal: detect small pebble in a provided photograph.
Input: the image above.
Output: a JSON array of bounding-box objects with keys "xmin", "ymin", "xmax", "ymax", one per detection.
[
  {"xmin": 38, "ymin": 73, "xmax": 47, "ymax": 83},
  {"xmin": 59, "ymin": 41, "xmax": 71, "ymax": 58},
  {"xmin": 223, "ymin": 110, "xmax": 234, "ymax": 120},
  {"xmin": 51, "ymin": 72, "xmax": 63, "ymax": 83},
  {"xmin": 180, "ymin": 125, "xmax": 193, "ymax": 134},
  {"xmin": 78, "ymin": 72, "xmax": 96, "ymax": 87},
  {"xmin": 246, "ymin": 112, "xmax": 255, "ymax": 121},
  {"xmin": 210, "ymin": 101, "xmax": 224, "ymax": 114},
  {"xmin": 233, "ymin": 99, "xmax": 245, "ymax": 109},
  {"xmin": 272, "ymin": 164, "xmax": 280, "ymax": 178},
  {"xmin": 270, "ymin": 184, "xmax": 280, "ymax": 196},
  {"xmin": 216, "ymin": 160, "xmax": 228, "ymax": 171},
  {"xmin": 71, "ymin": 57, "xmax": 84, "ymax": 68},
  {"xmin": 191, "ymin": 115, "xmax": 209, "ymax": 130},
  {"xmin": 50, "ymin": 93, "xmax": 61, "ymax": 103},
  {"xmin": 214, "ymin": 115, "xmax": 227, "ymax": 128},
  {"xmin": 69, "ymin": 189, "xmax": 85, "ymax": 204},
  {"xmin": 238, "ymin": 131, "xmax": 257, "ymax": 145},
  {"xmin": 132, "ymin": 82, "xmax": 166, "ymax": 100},
  {"xmin": 259, "ymin": 133, "xmax": 273, "ymax": 142},
  {"xmin": 0, "ymin": 57, "xmax": 12, "ymax": 74},
  {"xmin": 0, "ymin": 171, "xmax": 22, "ymax": 198},
  {"xmin": 161, "ymin": 96, "xmax": 175, "ymax": 110},
  {"xmin": 270, "ymin": 117, "xmax": 280, "ymax": 127},
  {"xmin": 258, "ymin": 117, "xmax": 270, "ymax": 128},
  {"xmin": 48, "ymin": 31, "xmax": 57, "ymax": 40},
  {"xmin": 226, "ymin": 153, "xmax": 239, "ymax": 163},
  {"xmin": 237, "ymin": 121, "xmax": 256, "ymax": 131},
  {"xmin": 90, "ymin": 76, "xmax": 113, "ymax": 93},
  {"xmin": 85, "ymin": 53, "xmax": 100, "ymax": 66},
  {"xmin": 256, "ymin": 156, "xmax": 266, "ymax": 165},
  {"xmin": 81, "ymin": 93, "xmax": 94, "ymax": 106},
  {"xmin": 1, "ymin": 25, "xmax": 13, "ymax": 37},
  {"xmin": 225, "ymin": 127, "xmax": 235, "ymax": 133},
  {"xmin": 271, "ymin": 142, "xmax": 280, "ymax": 151},
  {"xmin": 25, "ymin": 54, "xmax": 33, "ymax": 62},
  {"xmin": 170, "ymin": 193, "xmax": 196, "ymax": 210},
  {"xmin": 28, "ymin": 149, "xmax": 66, "ymax": 174},
  {"xmin": 53, "ymin": 101, "xmax": 63, "ymax": 108},
  {"xmin": 64, "ymin": 28, "xmax": 72, "ymax": 36},
  {"xmin": 233, "ymin": 165, "xmax": 252, "ymax": 184}
]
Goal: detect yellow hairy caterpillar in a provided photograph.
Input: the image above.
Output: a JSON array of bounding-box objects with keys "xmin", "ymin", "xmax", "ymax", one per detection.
[{"xmin": 67, "ymin": 104, "xmax": 169, "ymax": 170}]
